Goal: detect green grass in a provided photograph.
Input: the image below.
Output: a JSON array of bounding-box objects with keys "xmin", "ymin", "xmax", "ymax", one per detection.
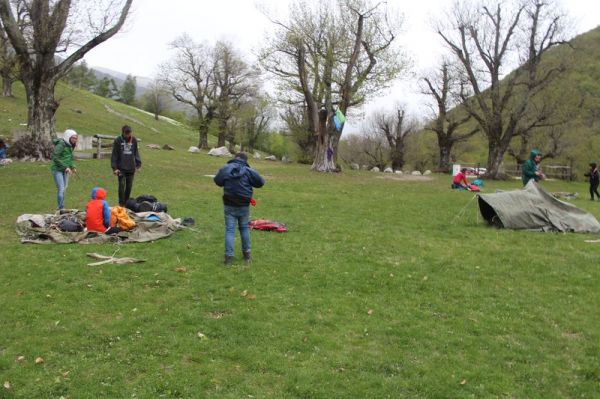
[
  {"xmin": 1, "ymin": 81, "xmax": 599, "ymax": 398},
  {"xmin": 1, "ymin": 149, "xmax": 600, "ymax": 397}
]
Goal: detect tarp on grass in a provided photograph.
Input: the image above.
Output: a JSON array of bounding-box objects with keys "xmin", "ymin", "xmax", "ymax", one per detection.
[
  {"xmin": 477, "ymin": 180, "xmax": 600, "ymax": 233},
  {"xmin": 16, "ymin": 209, "xmax": 182, "ymax": 244}
]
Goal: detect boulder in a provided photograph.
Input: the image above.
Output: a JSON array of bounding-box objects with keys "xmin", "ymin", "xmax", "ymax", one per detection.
[
  {"xmin": 146, "ymin": 144, "xmax": 161, "ymax": 150},
  {"xmin": 411, "ymin": 170, "xmax": 422, "ymax": 176},
  {"xmin": 395, "ymin": 170, "xmax": 403, "ymax": 175},
  {"xmin": 282, "ymin": 156, "xmax": 291, "ymax": 163},
  {"xmin": 384, "ymin": 167, "xmax": 393, "ymax": 173},
  {"xmin": 162, "ymin": 144, "xmax": 175, "ymax": 151},
  {"xmin": 265, "ymin": 155, "xmax": 277, "ymax": 161},
  {"xmin": 370, "ymin": 167, "xmax": 380, "ymax": 172},
  {"xmin": 350, "ymin": 163, "xmax": 360, "ymax": 170},
  {"xmin": 423, "ymin": 170, "xmax": 432, "ymax": 176},
  {"xmin": 253, "ymin": 152, "xmax": 261, "ymax": 159},
  {"xmin": 188, "ymin": 146, "xmax": 201, "ymax": 153},
  {"xmin": 208, "ymin": 146, "xmax": 232, "ymax": 157}
]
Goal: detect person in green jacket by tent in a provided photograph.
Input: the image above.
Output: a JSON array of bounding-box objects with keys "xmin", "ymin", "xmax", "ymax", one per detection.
[
  {"xmin": 522, "ymin": 149, "xmax": 545, "ymax": 186},
  {"xmin": 51, "ymin": 129, "xmax": 78, "ymax": 209}
]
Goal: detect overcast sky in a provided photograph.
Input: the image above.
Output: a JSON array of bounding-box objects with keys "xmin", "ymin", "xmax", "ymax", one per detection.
[{"xmin": 83, "ymin": 0, "xmax": 600, "ymax": 121}]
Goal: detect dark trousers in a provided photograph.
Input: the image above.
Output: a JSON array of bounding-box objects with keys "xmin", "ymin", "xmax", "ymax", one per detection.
[
  {"xmin": 591, "ymin": 181, "xmax": 600, "ymax": 200},
  {"xmin": 118, "ymin": 172, "xmax": 135, "ymax": 206}
]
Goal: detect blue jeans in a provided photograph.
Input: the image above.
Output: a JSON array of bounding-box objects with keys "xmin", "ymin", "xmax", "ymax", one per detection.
[
  {"xmin": 52, "ymin": 170, "xmax": 70, "ymax": 209},
  {"xmin": 224, "ymin": 205, "xmax": 250, "ymax": 257}
]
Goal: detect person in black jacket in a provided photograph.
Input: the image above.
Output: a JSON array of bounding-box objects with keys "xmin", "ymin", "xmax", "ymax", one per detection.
[
  {"xmin": 214, "ymin": 152, "xmax": 265, "ymax": 266},
  {"xmin": 111, "ymin": 125, "xmax": 142, "ymax": 206},
  {"xmin": 584, "ymin": 162, "xmax": 600, "ymax": 201}
]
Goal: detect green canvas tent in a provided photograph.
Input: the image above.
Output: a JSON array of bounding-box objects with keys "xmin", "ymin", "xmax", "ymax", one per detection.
[{"xmin": 478, "ymin": 181, "xmax": 600, "ymax": 233}]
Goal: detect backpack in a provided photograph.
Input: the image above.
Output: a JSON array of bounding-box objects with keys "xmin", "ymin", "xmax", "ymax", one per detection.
[
  {"xmin": 58, "ymin": 219, "xmax": 84, "ymax": 232},
  {"xmin": 110, "ymin": 206, "xmax": 136, "ymax": 231}
]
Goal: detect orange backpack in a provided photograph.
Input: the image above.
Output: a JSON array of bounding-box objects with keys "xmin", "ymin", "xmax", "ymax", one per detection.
[{"xmin": 110, "ymin": 206, "xmax": 136, "ymax": 231}]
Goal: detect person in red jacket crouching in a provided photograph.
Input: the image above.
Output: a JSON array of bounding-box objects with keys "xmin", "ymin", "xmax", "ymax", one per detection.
[{"xmin": 86, "ymin": 187, "xmax": 119, "ymax": 234}]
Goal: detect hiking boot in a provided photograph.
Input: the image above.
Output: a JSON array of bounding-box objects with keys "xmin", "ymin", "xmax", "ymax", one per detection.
[
  {"xmin": 243, "ymin": 251, "xmax": 252, "ymax": 265},
  {"xmin": 224, "ymin": 255, "xmax": 233, "ymax": 266}
]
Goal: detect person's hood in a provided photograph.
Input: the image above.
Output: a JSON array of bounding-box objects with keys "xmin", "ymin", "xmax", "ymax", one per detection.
[
  {"xmin": 90, "ymin": 187, "xmax": 107, "ymax": 200},
  {"xmin": 529, "ymin": 149, "xmax": 541, "ymax": 160},
  {"xmin": 226, "ymin": 158, "xmax": 249, "ymax": 178},
  {"xmin": 63, "ymin": 129, "xmax": 78, "ymax": 144}
]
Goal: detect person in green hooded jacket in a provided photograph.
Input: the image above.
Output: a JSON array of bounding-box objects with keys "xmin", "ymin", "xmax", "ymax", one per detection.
[
  {"xmin": 521, "ymin": 149, "xmax": 545, "ymax": 186},
  {"xmin": 51, "ymin": 129, "xmax": 78, "ymax": 209}
]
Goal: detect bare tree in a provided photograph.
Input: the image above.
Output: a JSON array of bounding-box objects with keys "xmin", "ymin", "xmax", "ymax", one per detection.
[
  {"xmin": 422, "ymin": 60, "xmax": 479, "ymax": 171},
  {"xmin": 214, "ymin": 40, "xmax": 259, "ymax": 148},
  {"xmin": 0, "ymin": 0, "xmax": 132, "ymax": 155},
  {"xmin": 160, "ymin": 34, "xmax": 217, "ymax": 149},
  {"xmin": 260, "ymin": 0, "xmax": 406, "ymax": 172},
  {"xmin": 360, "ymin": 130, "xmax": 388, "ymax": 170},
  {"xmin": 143, "ymin": 78, "xmax": 171, "ymax": 121},
  {"xmin": 437, "ymin": 0, "xmax": 569, "ymax": 178},
  {"xmin": 235, "ymin": 97, "xmax": 272, "ymax": 153},
  {"xmin": 370, "ymin": 105, "xmax": 416, "ymax": 171}
]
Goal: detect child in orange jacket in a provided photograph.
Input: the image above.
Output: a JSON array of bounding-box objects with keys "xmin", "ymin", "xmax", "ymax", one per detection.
[{"xmin": 86, "ymin": 187, "xmax": 119, "ymax": 234}]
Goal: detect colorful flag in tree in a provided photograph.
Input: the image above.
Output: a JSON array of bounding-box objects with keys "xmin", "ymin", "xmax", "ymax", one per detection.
[{"xmin": 333, "ymin": 108, "xmax": 346, "ymax": 131}]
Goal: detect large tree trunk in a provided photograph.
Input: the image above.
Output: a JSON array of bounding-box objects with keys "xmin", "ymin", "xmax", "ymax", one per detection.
[
  {"xmin": 311, "ymin": 109, "xmax": 338, "ymax": 172},
  {"xmin": 2, "ymin": 76, "xmax": 12, "ymax": 97},
  {"xmin": 391, "ymin": 142, "xmax": 405, "ymax": 171},
  {"xmin": 198, "ymin": 128, "xmax": 208, "ymax": 149},
  {"xmin": 217, "ymin": 117, "xmax": 227, "ymax": 147},
  {"xmin": 25, "ymin": 80, "xmax": 58, "ymax": 143},
  {"xmin": 485, "ymin": 140, "xmax": 510, "ymax": 178},
  {"xmin": 197, "ymin": 110, "xmax": 211, "ymax": 149},
  {"xmin": 438, "ymin": 145, "xmax": 451, "ymax": 172}
]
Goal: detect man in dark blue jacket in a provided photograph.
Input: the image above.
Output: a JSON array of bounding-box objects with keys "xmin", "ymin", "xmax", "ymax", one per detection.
[{"xmin": 214, "ymin": 152, "xmax": 265, "ymax": 266}]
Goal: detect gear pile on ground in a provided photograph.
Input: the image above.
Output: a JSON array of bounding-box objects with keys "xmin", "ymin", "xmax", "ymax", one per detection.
[{"xmin": 16, "ymin": 209, "xmax": 182, "ymax": 244}]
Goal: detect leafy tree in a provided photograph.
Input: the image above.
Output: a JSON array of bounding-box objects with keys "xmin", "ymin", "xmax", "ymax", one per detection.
[
  {"xmin": 280, "ymin": 105, "xmax": 315, "ymax": 164},
  {"xmin": 120, "ymin": 73, "xmax": 136, "ymax": 105},
  {"xmin": 260, "ymin": 0, "xmax": 406, "ymax": 172},
  {"xmin": 93, "ymin": 76, "xmax": 118, "ymax": 99},
  {"xmin": 0, "ymin": 0, "xmax": 132, "ymax": 157},
  {"xmin": 231, "ymin": 97, "xmax": 272, "ymax": 153},
  {"xmin": 64, "ymin": 60, "xmax": 97, "ymax": 90}
]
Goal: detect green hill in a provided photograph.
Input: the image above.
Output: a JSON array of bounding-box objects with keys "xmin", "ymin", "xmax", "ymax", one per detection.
[{"xmin": 0, "ymin": 81, "xmax": 199, "ymax": 150}]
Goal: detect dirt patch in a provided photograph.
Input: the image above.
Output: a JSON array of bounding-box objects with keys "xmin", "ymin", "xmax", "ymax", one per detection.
[{"xmin": 375, "ymin": 174, "xmax": 434, "ymax": 182}]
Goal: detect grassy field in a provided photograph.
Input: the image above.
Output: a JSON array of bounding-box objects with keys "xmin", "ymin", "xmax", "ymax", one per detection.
[
  {"xmin": 1, "ymin": 83, "xmax": 599, "ymax": 397},
  {"xmin": 1, "ymin": 145, "xmax": 600, "ymax": 398}
]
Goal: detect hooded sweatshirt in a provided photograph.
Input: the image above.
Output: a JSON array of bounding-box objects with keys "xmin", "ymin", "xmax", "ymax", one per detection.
[
  {"xmin": 86, "ymin": 187, "xmax": 111, "ymax": 232},
  {"xmin": 51, "ymin": 129, "xmax": 77, "ymax": 172},
  {"xmin": 214, "ymin": 157, "xmax": 265, "ymax": 206},
  {"xmin": 522, "ymin": 149, "xmax": 541, "ymax": 186},
  {"xmin": 111, "ymin": 134, "xmax": 141, "ymax": 173}
]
